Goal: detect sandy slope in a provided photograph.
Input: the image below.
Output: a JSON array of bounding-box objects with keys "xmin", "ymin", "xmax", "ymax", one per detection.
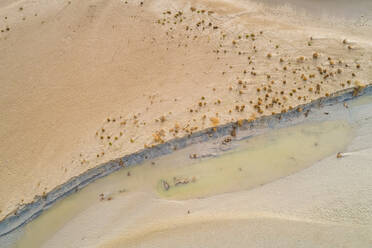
[{"xmin": 0, "ymin": 0, "xmax": 371, "ymax": 220}]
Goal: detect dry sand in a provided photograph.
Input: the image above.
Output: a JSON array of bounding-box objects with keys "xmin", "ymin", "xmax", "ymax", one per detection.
[{"xmin": 0, "ymin": 0, "xmax": 372, "ymax": 221}]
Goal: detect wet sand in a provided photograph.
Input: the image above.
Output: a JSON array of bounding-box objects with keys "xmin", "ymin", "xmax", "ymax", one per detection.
[
  {"xmin": 2, "ymin": 92, "xmax": 372, "ymax": 248},
  {"xmin": 0, "ymin": 0, "xmax": 372, "ymax": 231}
]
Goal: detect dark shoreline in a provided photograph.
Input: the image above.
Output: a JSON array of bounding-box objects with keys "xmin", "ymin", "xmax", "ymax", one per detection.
[{"xmin": 1, "ymin": 85, "xmax": 371, "ymax": 237}]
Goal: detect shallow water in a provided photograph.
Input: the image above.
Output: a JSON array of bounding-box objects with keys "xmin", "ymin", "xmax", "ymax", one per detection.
[
  {"xmin": 10, "ymin": 122, "xmax": 352, "ymax": 247},
  {"xmin": 156, "ymin": 121, "xmax": 352, "ymax": 199},
  {"xmin": 3, "ymin": 93, "xmax": 372, "ymax": 248},
  {"xmin": 350, "ymin": 94, "xmax": 372, "ymax": 107}
]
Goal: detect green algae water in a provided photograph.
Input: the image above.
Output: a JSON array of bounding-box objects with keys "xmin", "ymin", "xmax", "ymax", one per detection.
[
  {"xmin": 9, "ymin": 119, "xmax": 353, "ymax": 248},
  {"xmin": 156, "ymin": 121, "xmax": 352, "ymax": 199}
]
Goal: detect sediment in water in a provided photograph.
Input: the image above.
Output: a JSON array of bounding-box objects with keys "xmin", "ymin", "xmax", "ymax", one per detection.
[{"xmin": 0, "ymin": 85, "xmax": 371, "ymax": 237}]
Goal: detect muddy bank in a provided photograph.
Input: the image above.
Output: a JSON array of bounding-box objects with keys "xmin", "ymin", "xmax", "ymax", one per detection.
[
  {"xmin": 1, "ymin": 85, "xmax": 371, "ymax": 237},
  {"xmin": 3, "ymin": 85, "xmax": 372, "ymax": 248}
]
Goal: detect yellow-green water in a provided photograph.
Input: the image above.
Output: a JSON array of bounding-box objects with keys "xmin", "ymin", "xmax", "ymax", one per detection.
[
  {"xmin": 13, "ymin": 120, "xmax": 353, "ymax": 248},
  {"xmin": 156, "ymin": 121, "xmax": 352, "ymax": 199},
  {"xmin": 350, "ymin": 94, "xmax": 372, "ymax": 107}
]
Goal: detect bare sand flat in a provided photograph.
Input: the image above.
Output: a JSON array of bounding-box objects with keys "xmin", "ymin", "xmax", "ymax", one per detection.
[{"xmin": 0, "ymin": 0, "xmax": 372, "ymax": 224}]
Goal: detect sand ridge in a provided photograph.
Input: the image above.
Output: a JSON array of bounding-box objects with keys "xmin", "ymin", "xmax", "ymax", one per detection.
[{"xmin": 0, "ymin": 0, "xmax": 371, "ymax": 221}]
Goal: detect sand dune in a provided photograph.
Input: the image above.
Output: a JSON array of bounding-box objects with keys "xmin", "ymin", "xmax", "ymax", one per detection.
[{"xmin": 0, "ymin": 0, "xmax": 371, "ymax": 222}]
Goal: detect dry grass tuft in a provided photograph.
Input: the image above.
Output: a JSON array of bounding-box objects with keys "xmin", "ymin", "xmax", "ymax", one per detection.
[{"xmin": 210, "ymin": 117, "xmax": 219, "ymax": 126}]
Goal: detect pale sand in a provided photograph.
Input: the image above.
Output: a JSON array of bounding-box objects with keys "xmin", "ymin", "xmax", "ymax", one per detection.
[
  {"xmin": 0, "ymin": 0, "xmax": 372, "ymax": 221},
  {"xmin": 8, "ymin": 96, "xmax": 372, "ymax": 247}
]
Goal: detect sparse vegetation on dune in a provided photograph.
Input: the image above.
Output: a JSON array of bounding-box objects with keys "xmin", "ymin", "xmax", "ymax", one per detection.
[
  {"xmin": 86, "ymin": 4, "xmax": 369, "ymax": 167},
  {"xmin": 0, "ymin": 0, "xmax": 371, "ymax": 222}
]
